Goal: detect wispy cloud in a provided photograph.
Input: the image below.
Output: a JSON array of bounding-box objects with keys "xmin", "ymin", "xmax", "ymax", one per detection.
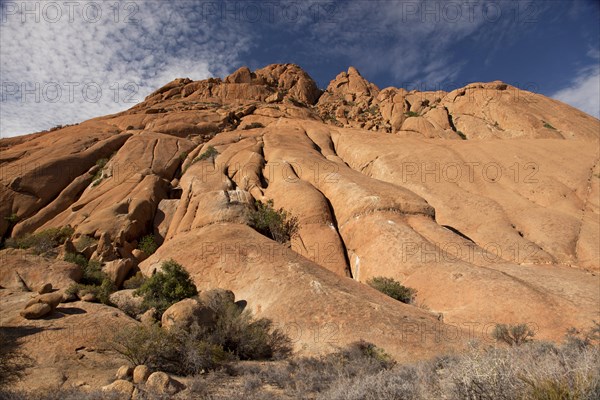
[
  {"xmin": 0, "ymin": 1, "xmax": 252, "ymax": 137},
  {"xmin": 552, "ymin": 65, "xmax": 600, "ymax": 119}
]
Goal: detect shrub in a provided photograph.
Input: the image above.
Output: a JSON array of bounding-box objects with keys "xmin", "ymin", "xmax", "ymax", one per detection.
[
  {"xmin": 137, "ymin": 234, "xmax": 158, "ymax": 255},
  {"xmin": 64, "ymin": 252, "xmax": 104, "ymax": 285},
  {"xmin": 367, "ymin": 276, "xmax": 417, "ymax": 304},
  {"xmin": 457, "ymin": 130, "xmax": 467, "ymax": 140},
  {"xmin": 405, "ymin": 111, "xmax": 420, "ymax": 117},
  {"xmin": 208, "ymin": 302, "xmax": 292, "ymax": 361},
  {"xmin": 192, "ymin": 146, "xmax": 219, "ymax": 164},
  {"xmin": 543, "ymin": 121, "xmax": 556, "ymax": 130},
  {"xmin": 492, "ymin": 323, "xmax": 535, "ymax": 346},
  {"xmin": 248, "ymin": 200, "xmax": 299, "ymax": 244},
  {"xmin": 6, "ymin": 226, "xmax": 74, "ymax": 254},
  {"xmin": 122, "ymin": 271, "xmax": 147, "ymax": 289},
  {"xmin": 243, "ymin": 122, "xmax": 265, "ymax": 130},
  {"xmin": 3, "ymin": 214, "xmax": 19, "ymax": 224},
  {"xmin": 65, "ymin": 279, "xmax": 115, "ymax": 305},
  {"xmin": 134, "ymin": 259, "xmax": 198, "ymax": 317}
]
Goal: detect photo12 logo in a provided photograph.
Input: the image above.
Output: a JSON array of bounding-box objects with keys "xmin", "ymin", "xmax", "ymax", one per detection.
[
  {"xmin": 1, "ymin": 81, "xmax": 139, "ymax": 104},
  {"xmin": 1, "ymin": 1, "xmax": 139, "ymax": 24}
]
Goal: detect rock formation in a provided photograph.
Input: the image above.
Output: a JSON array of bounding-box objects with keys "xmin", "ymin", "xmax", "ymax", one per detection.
[{"xmin": 1, "ymin": 63, "xmax": 598, "ymax": 392}]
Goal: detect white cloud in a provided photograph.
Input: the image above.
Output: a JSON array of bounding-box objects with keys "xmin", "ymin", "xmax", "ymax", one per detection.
[
  {"xmin": 552, "ymin": 66, "xmax": 600, "ymax": 119},
  {"xmin": 0, "ymin": 2, "xmax": 252, "ymax": 137}
]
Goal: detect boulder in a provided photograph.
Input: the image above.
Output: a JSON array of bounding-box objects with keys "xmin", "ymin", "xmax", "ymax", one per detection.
[
  {"xmin": 109, "ymin": 289, "xmax": 145, "ymax": 315},
  {"xmin": 102, "ymin": 379, "xmax": 135, "ymax": 397},
  {"xmin": 20, "ymin": 303, "xmax": 52, "ymax": 319},
  {"xmin": 161, "ymin": 298, "xmax": 215, "ymax": 331},
  {"xmin": 198, "ymin": 288, "xmax": 235, "ymax": 311},
  {"xmin": 25, "ymin": 292, "xmax": 63, "ymax": 310},
  {"xmin": 133, "ymin": 365, "xmax": 151, "ymax": 384},
  {"xmin": 116, "ymin": 365, "xmax": 133, "ymax": 380},
  {"xmin": 139, "ymin": 308, "xmax": 156, "ymax": 325},
  {"xmin": 103, "ymin": 258, "xmax": 134, "ymax": 288},
  {"xmin": 145, "ymin": 371, "xmax": 184, "ymax": 395},
  {"xmin": 36, "ymin": 283, "xmax": 53, "ymax": 294}
]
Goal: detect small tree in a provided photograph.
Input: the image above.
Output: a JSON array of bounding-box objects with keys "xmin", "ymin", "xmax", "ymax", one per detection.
[
  {"xmin": 367, "ymin": 276, "xmax": 417, "ymax": 304},
  {"xmin": 492, "ymin": 323, "xmax": 535, "ymax": 346},
  {"xmin": 134, "ymin": 259, "xmax": 198, "ymax": 317},
  {"xmin": 248, "ymin": 200, "xmax": 299, "ymax": 244}
]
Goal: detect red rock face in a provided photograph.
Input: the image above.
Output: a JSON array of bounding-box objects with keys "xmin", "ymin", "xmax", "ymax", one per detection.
[{"xmin": 1, "ymin": 64, "xmax": 599, "ymax": 392}]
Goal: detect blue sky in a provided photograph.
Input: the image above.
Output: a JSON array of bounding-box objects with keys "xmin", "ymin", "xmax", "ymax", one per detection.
[{"xmin": 1, "ymin": 0, "xmax": 599, "ymax": 137}]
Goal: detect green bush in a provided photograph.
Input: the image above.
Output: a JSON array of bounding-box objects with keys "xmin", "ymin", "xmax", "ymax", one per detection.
[
  {"xmin": 492, "ymin": 323, "xmax": 535, "ymax": 346},
  {"xmin": 65, "ymin": 278, "xmax": 115, "ymax": 305},
  {"xmin": 64, "ymin": 252, "xmax": 115, "ymax": 304},
  {"xmin": 192, "ymin": 146, "xmax": 219, "ymax": 164},
  {"xmin": 543, "ymin": 121, "xmax": 556, "ymax": 130},
  {"xmin": 122, "ymin": 271, "xmax": 147, "ymax": 290},
  {"xmin": 110, "ymin": 323, "xmax": 233, "ymax": 376},
  {"xmin": 137, "ymin": 234, "xmax": 158, "ymax": 255},
  {"xmin": 134, "ymin": 259, "xmax": 198, "ymax": 317},
  {"xmin": 6, "ymin": 226, "xmax": 74, "ymax": 254},
  {"xmin": 405, "ymin": 111, "xmax": 420, "ymax": 117},
  {"xmin": 367, "ymin": 276, "xmax": 417, "ymax": 304},
  {"xmin": 248, "ymin": 200, "xmax": 299, "ymax": 244}
]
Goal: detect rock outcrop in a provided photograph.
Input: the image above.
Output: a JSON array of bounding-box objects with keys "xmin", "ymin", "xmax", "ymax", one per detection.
[{"xmin": 1, "ymin": 63, "xmax": 598, "ymax": 393}]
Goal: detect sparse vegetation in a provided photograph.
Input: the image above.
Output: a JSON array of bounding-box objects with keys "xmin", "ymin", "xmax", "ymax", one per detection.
[
  {"xmin": 192, "ymin": 145, "xmax": 219, "ymax": 164},
  {"xmin": 91, "ymin": 158, "xmax": 109, "ymax": 186},
  {"xmin": 3, "ymin": 214, "xmax": 19, "ymax": 224},
  {"xmin": 457, "ymin": 130, "xmax": 467, "ymax": 140},
  {"xmin": 64, "ymin": 252, "xmax": 115, "ymax": 304},
  {"xmin": 543, "ymin": 121, "xmax": 557, "ymax": 130},
  {"xmin": 179, "ymin": 151, "xmax": 188, "ymax": 161},
  {"xmin": 134, "ymin": 259, "xmax": 198, "ymax": 317},
  {"xmin": 137, "ymin": 234, "xmax": 158, "ymax": 255},
  {"xmin": 492, "ymin": 323, "xmax": 536, "ymax": 346},
  {"xmin": 405, "ymin": 111, "xmax": 420, "ymax": 117},
  {"xmin": 111, "ymin": 301, "xmax": 292, "ymax": 376},
  {"xmin": 122, "ymin": 271, "xmax": 147, "ymax": 289},
  {"xmin": 367, "ymin": 276, "xmax": 417, "ymax": 304},
  {"xmin": 248, "ymin": 199, "xmax": 299, "ymax": 244},
  {"xmin": 243, "ymin": 122, "xmax": 265, "ymax": 130},
  {"xmin": 5, "ymin": 226, "xmax": 74, "ymax": 254}
]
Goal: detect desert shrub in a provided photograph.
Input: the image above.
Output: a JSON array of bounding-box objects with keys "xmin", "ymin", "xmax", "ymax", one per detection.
[
  {"xmin": 138, "ymin": 234, "xmax": 158, "ymax": 255},
  {"xmin": 65, "ymin": 278, "xmax": 115, "ymax": 305},
  {"xmin": 208, "ymin": 302, "xmax": 292, "ymax": 361},
  {"xmin": 367, "ymin": 276, "xmax": 417, "ymax": 304},
  {"xmin": 123, "ymin": 271, "xmax": 147, "ymax": 289},
  {"xmin": 64, "ymin": 252, "xmax": 104, "ymax": 285},
  {"xmin": 405, "ymin": 111, "xmax": 420, "ymax": 117},
  {"xmin": 248, "ymin": 200, "xmax": 299, "ymax": 244},
  {"xmin": 257, "ymin": 340, "xmax": 394, "ymax": 397},
  {"xmin": 192, "ymin": 145, "xmax": 219, "ymax": 164},
  {"xmin": 5, "ymin": 226, "xmax": 74, "ymax": 254},
  {"xmin": 0, "ymin": 388, "xmax": 120, "ymax": 400},
  {"xmin": 492, "ymin": 323, "xmax": 535, "ymax": 346},
  {"xmin": 3, "ymin": 214, "xmax": 19, "ymax": 224},
  {"xmin": 92, "ymin": 158, "xmax": 109, "ymax": 185},
  {"xmin": 543, "ymin": 121, "xmax": 556, "ymax": 130},
  {"xmin": 457, "ymin": 130, "xmax": 467, "ymax": 139},
  {"xmin": 243, "ymin": 122, "xmax": 265, "ymax": 130},
  {"xmin": 64, "ymin": 252, "xmax": 115, "ymax": 304},
  {"xmin": 134, "ymin": 259, "xmax": 198, "ymax": 317},
  {"xmin": 74, "ymin": 235, "xmax": 97, "ymax": 252}
]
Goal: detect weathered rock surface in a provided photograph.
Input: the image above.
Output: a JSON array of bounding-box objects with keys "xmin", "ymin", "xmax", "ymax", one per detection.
[
  {"xmin": 161, "ymin": 298, "xmax": 215, "ymax": 330},
  {"xmin": 1, "ymin": 63, "xmax": 598, "ymax": 393}
]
